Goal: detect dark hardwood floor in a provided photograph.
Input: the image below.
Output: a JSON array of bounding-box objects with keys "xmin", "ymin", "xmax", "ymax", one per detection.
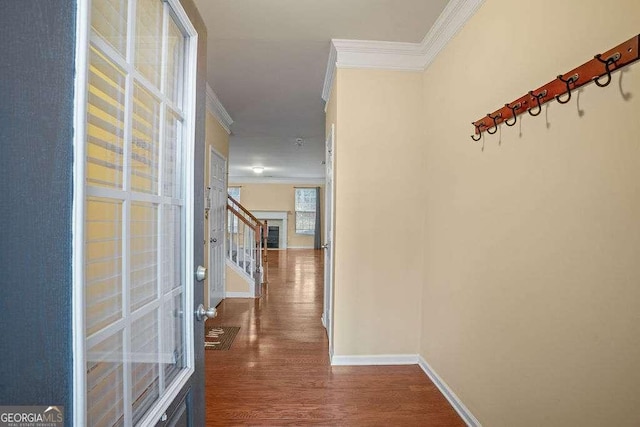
[{"xmin": 205, "ymin": 249, "xmax": 465, "ymax": 426}]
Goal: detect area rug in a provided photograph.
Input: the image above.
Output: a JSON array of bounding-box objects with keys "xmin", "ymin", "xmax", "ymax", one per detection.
[{"xmin": 205, "ymin": 326, "xmax": 240, "ymax": 350}]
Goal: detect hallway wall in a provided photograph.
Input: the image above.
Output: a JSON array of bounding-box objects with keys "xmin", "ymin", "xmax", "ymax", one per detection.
[
  {"xmin": 330, "ymin": 69, "xmax": 425, "ymax": 356},
  {"xmin": 325, "ymin": 0, "xmax": 640, "ymax": 424},
  {"xmin": 418, "ymin": 0, "xmax": 640, "ymax": 425},
  {"xmin": 206, "ymin": 110, "xmax": 230, "ymax": 159}
]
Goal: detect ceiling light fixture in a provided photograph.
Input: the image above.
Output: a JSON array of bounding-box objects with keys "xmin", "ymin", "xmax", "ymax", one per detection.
[{"xmin": 252, "ymin": 166, "xmax": 264, "ymax": 174}]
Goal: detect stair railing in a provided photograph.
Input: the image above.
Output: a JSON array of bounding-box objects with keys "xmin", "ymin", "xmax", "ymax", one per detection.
[{"xmin": 227, "ymin": 195, "xmax": 268, "ymax": 290}]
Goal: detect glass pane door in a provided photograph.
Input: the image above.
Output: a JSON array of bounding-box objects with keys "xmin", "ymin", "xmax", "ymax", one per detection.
[{"xmin": 83, "ymin": 0, "xmax": 193, "ymax": 425}]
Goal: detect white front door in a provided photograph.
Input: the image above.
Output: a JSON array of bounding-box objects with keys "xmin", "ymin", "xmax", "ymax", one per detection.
[
  {"xmin": 208, "ymin": 148, "xmax": 227, "ymax": 307},
  {"xmin": 323, "ymin": 124, "xmax": 335, "ymax": 357}
]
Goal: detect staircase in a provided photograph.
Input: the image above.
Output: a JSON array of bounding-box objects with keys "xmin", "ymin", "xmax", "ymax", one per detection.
[{"xmin": 227, "ymin": 194, "xmax": 268, "ymax": 296}]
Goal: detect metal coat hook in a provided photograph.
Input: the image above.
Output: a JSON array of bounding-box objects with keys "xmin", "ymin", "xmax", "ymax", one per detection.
[
  {"xmin": 468, "ymin": 35, "xmax": 639, "ymax": 143},
  {"xmin": 470, "ymin": 122, "xmax": 483, "ymax": 141},
  {"xmin": 555, "ymin": 74, "xmax": 579, "ymax": 104},
  {"xmin": 486, "ymin": 113, "xmax": 501, "ymax": 134},
  {"xmin": 527, "ymin": 90, "xmax": 547, "ymax": 116},
  {"xmin": 504, "ymin": 102, "xmax": 521, "ymax": 126},
  {"xmin": 593, "ymin": 52, "xmax": 620, "ymax": 87}
]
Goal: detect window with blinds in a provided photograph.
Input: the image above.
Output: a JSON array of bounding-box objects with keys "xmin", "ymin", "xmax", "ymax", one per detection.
[
  {"xmin": 295, "ymin": 188, "xmax": 316, "ymax": 235},
  {"xmin": 227, "ymin": 187, "xmax": 240, "ymax": 233},
  {"xmin": 83, "ymin": 0, "xmax": 194, "ymax": 425},
  {"xmin": 227, "ymin": 186, "xmax": 240, "ymax": 201}
]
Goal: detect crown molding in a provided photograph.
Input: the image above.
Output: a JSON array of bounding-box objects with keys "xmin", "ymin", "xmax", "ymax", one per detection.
[
  {"xmin": 229, "ymin": 176, "xmax": 325, "ymax": 185},
  {"xmin": 417, "ymin": 0, "xmax": 485, "ymax": 69},
  {"xmin": 321, "ymin": 43, "xmax": 338, "ymax": 104},
  {"xmin": 321, "ymin": 0, "xmax": 485, "ymax": 102},
  {"xmin": 332, "ymin": 39, "xmax": 426, "ymax": 72},
  {"xmin": 206, "ymin": 83, "xmax": 233, "ymax": 134}
]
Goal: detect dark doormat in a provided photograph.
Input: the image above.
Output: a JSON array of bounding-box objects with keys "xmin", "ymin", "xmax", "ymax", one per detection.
[{"xmin": 205, "ymin": 326, "xmax": 240, "ymax": 350}]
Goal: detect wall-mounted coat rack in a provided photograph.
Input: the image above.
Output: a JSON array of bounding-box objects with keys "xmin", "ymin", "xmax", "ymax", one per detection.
[{"xmin": 471, "ymin": 34, "xmax": 639, "ymax": 141}]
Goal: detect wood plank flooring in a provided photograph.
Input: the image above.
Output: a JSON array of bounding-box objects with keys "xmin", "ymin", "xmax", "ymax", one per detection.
[{"xmin": 205, "ymin": 249, "xmax": 465, "ymax": 426}]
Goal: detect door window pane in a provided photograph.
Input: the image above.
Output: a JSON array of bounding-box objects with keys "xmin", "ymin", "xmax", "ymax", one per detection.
[
  {"xmin": 165, "ymin": 18, "xmax": 184, "ymax": 106},
  {"xmin": 163, "ymin": 292, "xmax": 185, "ymax": 385},
  {"xmin": 163, "ymin": 110, "xmax": 182, "ymax": 198},
  {"xmin": 92, "ymin": 0, "xmax": 128, "ymax": 57},
  {"xmin": 135, "ymin": 0, "xmax": 162, "ymax": 86},
  {"xmin": 87, "ymin": 331, "xmax": 125, "ymax": 427},
  {"xmin": 85, "ymin": 198, "xmax": 123, "ymax": 336},
  {"xmin": 131, "ymin": 310, "xmax": 160, "ymax": 424},
  {"xmin": 130, "ymin": 202, "xmax": 158, "ymax": 311},
  {"xmin": 87, "ymin": 47, "xmax": 126, "ymax": 189},
  {"xmin": 131, "ymin": 83, "xmax": 160, "ymax": 194},
  {"xmin": 162, "ymin": 205, "xmax": 182, "ymax": 293}
]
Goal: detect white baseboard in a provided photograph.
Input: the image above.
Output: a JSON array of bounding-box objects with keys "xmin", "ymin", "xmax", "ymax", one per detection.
[
  {"xmin": 331, "ymin": 354, "xmax": 419, "ymax": 366},
  {"xmin": 287, "ymin": 246, "xmax": 315, "ymax": 249},
  {"xmin": 329, "ymin": 353, "xmax": 480, "ymax": 426},
  {"xmin": 321, "ymin": 314, "xmax": 327, "ymax": 328},
  {"xmin": 418, "ymin": 355, "xmax": 481, "ymax": 427},
  {"xmin": 225, "ymin": 291, "xmax": 254, "ymax": 298}
]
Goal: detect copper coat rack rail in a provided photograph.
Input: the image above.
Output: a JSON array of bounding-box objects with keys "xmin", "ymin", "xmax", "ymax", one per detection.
[{"xmin": 471, "ymin": 34, "xmax": 639, "ymax": 141}]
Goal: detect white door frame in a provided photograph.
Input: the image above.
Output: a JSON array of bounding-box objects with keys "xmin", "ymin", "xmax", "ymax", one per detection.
[
  {"xmin": 208, "ymin": 146, "xmax": 227, "ymax": 308},
  {"xmin": 323, "ymin": 124, "xmax": 335, "ymax": 358}
]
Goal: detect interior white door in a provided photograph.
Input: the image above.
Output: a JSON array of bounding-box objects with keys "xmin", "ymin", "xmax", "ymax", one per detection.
[
  {"xmin": 209, "ymin": 148, "xmax": 227, "ymax": 307},
  {"xmin": 323, "ymin": 124, "xmax": 335, "ymax": 356}
]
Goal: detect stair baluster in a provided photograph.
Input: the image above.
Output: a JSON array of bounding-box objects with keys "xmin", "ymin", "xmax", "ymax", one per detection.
[{"xmin": 226, "ymin": 194, "xmax": 268, "ymax": 297}]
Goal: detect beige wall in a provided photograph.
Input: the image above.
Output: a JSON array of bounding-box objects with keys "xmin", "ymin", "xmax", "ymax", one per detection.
[
  {"xmin": 418, "ymin": 0, "xmax": 640, "ymax": 426},
  {"xmin": 331, "ymin": 68, "xmax": 425, "ymax": 356},
  {"xmin": 204, "ymin": 110, "xmax": 229, "ymax": 304},
  {"xmin": 327, "ymin": 0, "xmax": 640, "ymax": 425},
  {"xmin": 226, "ymin": 264, "xmax": 252, "ymax": 293},
  {"xmin": 205, "ymin": 110, "xmax": 229, "ymax": 160},
  {"xmin": 228, "ymin": 183, "xmax": 324, "ymax": 248}
]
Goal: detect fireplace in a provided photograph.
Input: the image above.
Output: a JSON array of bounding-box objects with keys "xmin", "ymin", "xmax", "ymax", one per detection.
[
  {"xmin": 251, "ymin": 211, "xmax": 287, "ymax": 249},
  {"xmin": 267, "ymin": 226, "xmax": 279, "ymax": 248}
]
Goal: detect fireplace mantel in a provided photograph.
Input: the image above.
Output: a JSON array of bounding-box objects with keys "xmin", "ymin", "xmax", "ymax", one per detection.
[{"xmin": 250, "ymin": 211, "xmax": 288, "ymax": 250}]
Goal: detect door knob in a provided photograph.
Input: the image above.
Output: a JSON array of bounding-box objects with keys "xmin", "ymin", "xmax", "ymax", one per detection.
[
  {"xmin": 195, "ymin": 265, "xmax": 207, "ymax": 282},
  {"xmin": 210, "ymin": 237, "xmax": 217, "ymax": 243},
  {"xmin": 195, "ymin": 304, "xmax": 217, "ymax": 321},
  {"xmin": 321, "ymin": 243, "xmax": 330, "ymax": 249}
]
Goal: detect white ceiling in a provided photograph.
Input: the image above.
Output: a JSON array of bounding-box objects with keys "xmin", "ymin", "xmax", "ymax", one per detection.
[{"xmin": 193, "ymin": 0, "xmax": 451, "ymax": 181}]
